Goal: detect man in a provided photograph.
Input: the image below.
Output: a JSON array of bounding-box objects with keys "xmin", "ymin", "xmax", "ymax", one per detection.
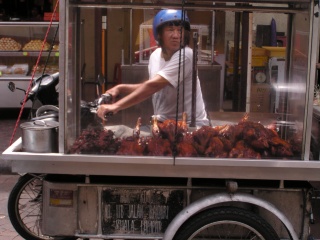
[{"xmin": 97, "ymin": 9, "xmax": 209, "ymax": 126}]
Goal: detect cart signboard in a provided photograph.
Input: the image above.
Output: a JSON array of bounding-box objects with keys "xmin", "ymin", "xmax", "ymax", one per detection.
[{"xmin": 101, "ymin": 187, "xmax": 185, "ymax": 235}]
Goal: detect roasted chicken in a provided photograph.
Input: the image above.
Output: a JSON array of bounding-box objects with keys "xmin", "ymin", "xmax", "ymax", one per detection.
[
  {"xmin": 69, "ymin": 128, "xmax": 119, "ymax": 154},
  {"xmin": 176, "ymin": 133, "xmax": 198, "ymax": 157},
  {"xmin": 146, "ymin": 137, "xmax": 172, "ymax": 156},
  {"xmin": 192, "ymin": 126, "xmax": 219, "ymax": 155},
  {"xmin": 151, "ymin": 116, "xmax": 160, "ymax": 138},
  {"xmin": 205, "ymin": 136, "xmax": 228, "ymax": 158},
  {"xmin": 158, "ymin": 112, "xmax": 188, "ymax": 143},
  {"xmin": 71, "ymin": 113, "xmax": 298, "ymax": 159},
  {"xmin": 117, "ymin": 117, "xmax": 146, "ymax": 156},
  {"xmin": 229, "ymin": 140, "xmax": 262, "ymax": 159},
  {"xmin": 269, "ymin": 136, "xmax": 293, "ymax": 157}
]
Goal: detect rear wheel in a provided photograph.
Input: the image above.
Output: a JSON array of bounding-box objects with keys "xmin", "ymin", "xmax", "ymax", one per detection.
[
  {"xmin": 173, "ymin": 206, "xmax": 279, "ymax": 240},
  {"xmin": 7, "ymin": 174, "xmax": 76, "ymax": 240}
]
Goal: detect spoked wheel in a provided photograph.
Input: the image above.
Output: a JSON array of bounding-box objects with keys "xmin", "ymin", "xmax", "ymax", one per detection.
[
  {"xmin": 173, "ymin": 207, "xmax": 279, "ymax": 240},
  {"xmin": 7, "ymin": 174, "xmax": 76, "ymax": 240}
]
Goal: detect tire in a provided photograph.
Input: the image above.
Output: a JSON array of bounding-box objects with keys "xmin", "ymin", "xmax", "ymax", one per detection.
[
  {"xmin": 7, "ymin": 174, "xmax": 77, "ymax": 240},
  {"xmin": 173, "ymin": 206, "xmax": 279, "ymax": 240}
]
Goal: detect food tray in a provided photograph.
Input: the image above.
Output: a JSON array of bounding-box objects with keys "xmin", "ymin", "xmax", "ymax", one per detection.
[
  {"xmin": 0, "ymin": 37, "xmax": 22, "ymax": 51},
  {"xmin": 0, "ymin": 63, "xmax": 29, "ymax": 77}
]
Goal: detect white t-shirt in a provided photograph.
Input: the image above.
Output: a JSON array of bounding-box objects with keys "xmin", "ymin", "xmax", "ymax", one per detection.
[{"xmin": 148, "ymin": 47, "xmax": 209, "ymax": 126}]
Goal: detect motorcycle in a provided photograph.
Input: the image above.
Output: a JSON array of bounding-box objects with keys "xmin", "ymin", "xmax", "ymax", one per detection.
[
  {"xmin": 7, "ymin": 72, "xmax": 109, "ymax": 240},
  {"xmin": 9, "ymin": 72, "xmax": 59, "ymax": 120}
]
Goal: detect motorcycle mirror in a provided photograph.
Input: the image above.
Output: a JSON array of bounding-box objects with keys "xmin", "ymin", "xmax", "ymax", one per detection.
[
  {"xmin": 97, "ymin": 73, "xmax": 105, "ymax": 86},
  {"xmin": 8, "ymin": 82, "xmax": 16, "ymax": 92},
  {"xmin": 96, "ymin": 73, "xmax": 105, "ymax": 97}
]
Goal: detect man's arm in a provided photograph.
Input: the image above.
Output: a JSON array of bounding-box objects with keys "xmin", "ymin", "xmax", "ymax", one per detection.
[
  {"xmin": 97, "ymin": 75, "xmax": 170, "ymax": 118},
  {"xmin": 105, "ymin": 83, "xmax": 142, "ymax": 101}
]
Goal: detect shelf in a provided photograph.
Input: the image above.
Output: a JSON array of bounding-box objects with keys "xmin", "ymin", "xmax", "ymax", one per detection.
[
  {"xmin": 0, "ymin": 76, "xmax": 42, "ymax": 81},
  {"xmin": 0, "ymin": 51, "xmax": 59, "ymax": 57},
  {"xmin": 0, "ymin": 21, "xmax": 59, "ymax": 26}
]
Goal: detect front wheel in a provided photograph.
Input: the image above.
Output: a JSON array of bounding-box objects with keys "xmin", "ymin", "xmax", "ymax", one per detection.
[
  {"xmin": 7, "ymin": 174, "xmax": 76, "ymax": 240},
  {"xmin": 173, "ymin": 206, "xmax": 279, "ymax": 240}
]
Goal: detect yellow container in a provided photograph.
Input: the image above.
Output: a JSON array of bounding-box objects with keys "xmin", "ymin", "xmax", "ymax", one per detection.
[
  {"xmin": 252, "ymin": 56, "xmax": 268, "ymax": 67},
  {"xmin": 252, "ymin": 47, "xmax": 268, "ymax": 56},
  {"xmin": 230, "ymin": 47, "xmax": 267, "ymax": 61},
  {"xmin": 229, "ymin": 47, "xmax": 268, "ymax": 66},
  {"xmin": 262, "ymin": 46, "xmax": 286, "ymax": 58},
  {"xmin": 228, "ymin": 56, "xmax": 267, "ymax": 67}
]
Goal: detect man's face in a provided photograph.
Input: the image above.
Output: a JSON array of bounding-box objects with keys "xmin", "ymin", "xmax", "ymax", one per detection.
[{"xmin": 160, "ymin": 23, "xmax": 185, "ymax": 55}]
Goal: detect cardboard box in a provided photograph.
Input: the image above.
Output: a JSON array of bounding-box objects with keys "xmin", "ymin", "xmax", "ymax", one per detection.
[
  {"xmin": 250, "ymin": 83, "xmax": 271, "ymax": 112},
  {"xmin": 44, "ymin": 12, "xmax": 59, "ymax": 21}
]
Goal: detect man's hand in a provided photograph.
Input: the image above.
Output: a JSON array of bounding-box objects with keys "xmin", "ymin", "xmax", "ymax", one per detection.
[
  {"xmin": 97, "ymin": 104, "xmax": 119, "ymax": 120},
  {"xmin": 104, "ymin": 88, "xmax": 120, "ymax": 103}
]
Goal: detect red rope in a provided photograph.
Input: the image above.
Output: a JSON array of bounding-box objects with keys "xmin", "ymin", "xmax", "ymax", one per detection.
[{"xmin": 9, "ymin": 0, "xmax": 60, "ymax": 146}]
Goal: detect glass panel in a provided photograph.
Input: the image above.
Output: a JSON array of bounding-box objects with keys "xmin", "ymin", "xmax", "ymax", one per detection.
[
  {"xmin": 66, "ymin": 6, "xmax": 81, "ymax": 148},
  {"xmin": 65, "ymin": 1, "xmax": 312, "ymax": 161},
  {"xmin": 286, "ymin": 9, "xmax": 310, "ymax": 158}
]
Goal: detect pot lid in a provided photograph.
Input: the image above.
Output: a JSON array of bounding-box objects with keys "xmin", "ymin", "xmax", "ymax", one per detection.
[{"xmin": 20, "ymin": 120, "xmax": 59, "ymax": 130}]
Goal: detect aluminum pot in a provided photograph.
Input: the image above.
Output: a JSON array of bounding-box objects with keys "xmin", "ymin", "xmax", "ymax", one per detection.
[
  {"xmin": 20, "ymin": 120, "xmax": 59, "ymax": 153},
  {"xmin": 31, "ymin": 105, "xmax": 59, "ymax": 122}
]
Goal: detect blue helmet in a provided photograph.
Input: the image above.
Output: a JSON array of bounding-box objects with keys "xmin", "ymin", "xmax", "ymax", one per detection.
[{"xmin": 152, "ymin": 9, "xmax": 190, "ymax": 41}]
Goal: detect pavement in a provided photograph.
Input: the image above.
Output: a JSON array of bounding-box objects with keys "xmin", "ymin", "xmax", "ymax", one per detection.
[
  {"xmin": 0, "ymin": 108, "xmax": 25, "ymax": 174},
  {"xmin": 0, "ymin": 109, "xmax": 25, "ymax": 239},
  {"xmin": 0, "ymin": 174, "xmax": 23, "ymax": 240}
]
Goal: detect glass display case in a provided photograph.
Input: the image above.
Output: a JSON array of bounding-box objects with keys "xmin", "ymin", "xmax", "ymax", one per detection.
[
  {"xmin": 0, "ymin": 22, "xmax": 59, "ymax": 108},
  {"xmin": 3, "ymin": 0, "xmax": 320, "ymax": 180},
  {"xmin": 59, "ymin": 0, "xmax": 317, "ymax": 163}
]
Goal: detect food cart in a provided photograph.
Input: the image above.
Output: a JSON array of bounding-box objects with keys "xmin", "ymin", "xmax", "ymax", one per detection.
[{"xmin": 3, "ymin": 0, "xmax": 320, "ymax": 239}]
